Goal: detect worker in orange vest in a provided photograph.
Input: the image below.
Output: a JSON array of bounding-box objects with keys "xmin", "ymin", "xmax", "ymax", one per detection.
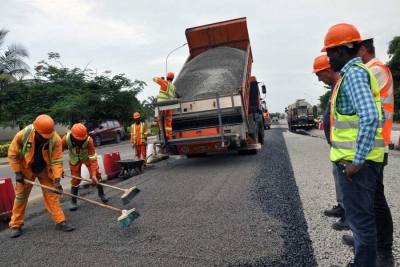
[
  {"xmin": 8, "ymin": 114, "xmax": 74, "ymax": 238},
  {"xmin": 61, "ymin": 123, "xmax": 108, "ymax": 211},
  {"xmin": 153, "ymin": 72, "xmax": 176, "ymax": 139},
  {"xmin": 131, "ymin": 112, "xmax": 148, "ymax": 166},
  {"xmin": 340, "ymin": 29, "xmax": 395, "ymax": 267}
]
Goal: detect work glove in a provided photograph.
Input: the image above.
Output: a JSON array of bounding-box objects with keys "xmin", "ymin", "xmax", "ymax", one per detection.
[
  {"xmin": 90, "ymin": 175, "xmax": 99, "ymax": 185},
  {"xmin": 55, "ymin": 178, "xmax": 63, "ymax": 193},
  {"xmin": 15, "ymin": 172, "xmax": 25, "ymax": 184},
  {"xmin": 132, "ymin": 144, "xmax": 135, "ymax": 149}
]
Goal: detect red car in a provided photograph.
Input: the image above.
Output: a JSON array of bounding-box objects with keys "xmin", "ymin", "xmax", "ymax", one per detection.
[{"xmin": 85, "ymin": 119, "xmax": 123, "ymax": 147}]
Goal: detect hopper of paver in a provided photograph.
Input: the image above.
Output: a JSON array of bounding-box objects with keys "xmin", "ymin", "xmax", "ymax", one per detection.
[{"xmin": 153, "ymin": 17, "xmax": 265, "ymax": 156}]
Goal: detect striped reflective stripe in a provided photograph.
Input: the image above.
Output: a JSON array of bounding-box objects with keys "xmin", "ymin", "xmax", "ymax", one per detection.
[
  {"xmin": 333, "ymin": 120, "xmax": 383, "ymax": 129},
  {"xmin": 384, "ymin": 111, "xmax": 393, "ymax": 120},
  {"xmin": 381, "ymin": 96, "xmax": 394, "ymax": 104},
  {"xmin": 165, "ymin": 127, "xmax": 172, "ymax": 131},
  {"xmin": 332, "ymin": 139, "xmax": 385, "ymax": 149},
  {"xmin": 51, "ymin": 158, "xmax": 63, "ymax": 165},
  {"xmin": 15, "ymin": 195, "xmax": 29, "ymax": 202},
  {"xmin": 89, "ymin": 153, "xmax": 98, "ymax": 160}
]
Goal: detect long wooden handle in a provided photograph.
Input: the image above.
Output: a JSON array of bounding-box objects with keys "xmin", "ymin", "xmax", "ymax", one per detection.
[
  {"xmin": 24, "ymin": 179, "xmax": 122, "ymax": 213},
  {"xmin": 64, "ymin": 174, "xmax": 127, "ymax": 192}
]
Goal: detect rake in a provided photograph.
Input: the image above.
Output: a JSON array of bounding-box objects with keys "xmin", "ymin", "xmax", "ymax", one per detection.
[
  {"xmin": 64, "ymin": 174, "xmax": 140, "ymax": 205},
  {"xmin": 24, "ymin": 179, "xmax": 140, "ymax": 228}
]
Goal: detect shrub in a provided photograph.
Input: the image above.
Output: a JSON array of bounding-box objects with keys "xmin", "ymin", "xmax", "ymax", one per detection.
[{"xmin": 0, "ymin": 143, "xmax": 10, "ymax": 157}]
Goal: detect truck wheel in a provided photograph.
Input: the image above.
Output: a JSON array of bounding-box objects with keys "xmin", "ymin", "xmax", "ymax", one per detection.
[{"xmin": 258, "ymin": 128, "xmax": 264, "ymax": 145}]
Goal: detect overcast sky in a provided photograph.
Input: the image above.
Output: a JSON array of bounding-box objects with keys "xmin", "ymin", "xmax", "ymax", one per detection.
[{"xmin": 2, "ymin": 0, "xmax": 400, "ymax": 113}]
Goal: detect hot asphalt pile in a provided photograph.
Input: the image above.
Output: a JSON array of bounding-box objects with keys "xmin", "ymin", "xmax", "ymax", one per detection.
[{"xmin": 174, "ymin": 47, "xmax": 246, "ymax": 100}]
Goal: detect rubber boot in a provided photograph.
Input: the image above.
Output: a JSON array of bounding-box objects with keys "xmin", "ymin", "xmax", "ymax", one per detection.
[
  {"xmin": 97, "ymin": 185, "xmax": 108, "ymax": 203},
  {"xmin": 69, "ymin": 186, "xmax": 79, "ymax": 211}
]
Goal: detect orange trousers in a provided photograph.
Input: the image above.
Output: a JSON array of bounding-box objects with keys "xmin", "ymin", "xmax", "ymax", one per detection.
[
  {"xmin": 10, "ymin": 168, "xmax": 66, "ymax": 228},
  {"xmin": 159, "ymin": 110, "xmax": 173, "ymax": 139},
  {"xmin": 134, "ymin": 144, "xmax": 147, "ymax": 166},
  {"xmin": 70, "ymin": 160, "xmax": 101, "ymax": 186}
]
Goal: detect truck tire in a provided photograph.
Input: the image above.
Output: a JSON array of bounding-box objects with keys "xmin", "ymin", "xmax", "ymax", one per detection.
[{"xmin": 258, "ymin": 127, "xmax": 264, "ymax": 145}]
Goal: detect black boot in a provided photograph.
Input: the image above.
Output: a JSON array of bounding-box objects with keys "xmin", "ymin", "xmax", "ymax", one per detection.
[
  {"xmin": 97, "ymin": 185, "xmax": 108, "ymax": 203},
  {"xmin": 70, "ymin": 186, "xmax": 79, "ymax": 211}
]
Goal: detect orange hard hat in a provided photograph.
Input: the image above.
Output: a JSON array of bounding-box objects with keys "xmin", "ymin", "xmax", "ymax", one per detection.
[
  {"xmin": 133, "ymin": 112, "xmax": 140, "ymax": 119},
  {"xmin": 166, "ymin": 72, "xmax": 174, "ymax": 79},
  {"xmin": 321, "ymin": 23, "xmax": 361, "ymax": 52},
  {"xmin": 71, "ymin": 123, "xmax": 88, "ymax": 141},
  {"xmin": 312, "ymin": 54, "xmax": 330, "ymax": 73},
  {"xmin": 33, "ymin": 114, "xmax": 55, "ymax": 139}
]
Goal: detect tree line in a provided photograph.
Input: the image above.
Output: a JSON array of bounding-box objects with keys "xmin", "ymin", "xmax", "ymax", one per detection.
[{"xmin": 0, "ymin": 29, "xmax": 153, "ymax": 131}]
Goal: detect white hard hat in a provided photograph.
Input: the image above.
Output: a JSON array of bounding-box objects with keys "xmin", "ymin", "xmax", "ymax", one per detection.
[{"xmin": 358, "ymin": 28, "xmax": 374, "ymax": 41}]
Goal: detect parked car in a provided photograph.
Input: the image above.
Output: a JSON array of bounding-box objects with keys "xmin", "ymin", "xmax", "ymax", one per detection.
[
  {"xmin": 85, "ymin": 119, "xmax": 123, "ymax": 147},
  {"xmin": 272, "ymin": 117, "xmax": 279, "ymax": 123}
]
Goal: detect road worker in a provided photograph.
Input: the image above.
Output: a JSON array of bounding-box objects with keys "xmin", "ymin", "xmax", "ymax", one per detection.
[
  {"xmin": 322, "ymin": 23, "xmax": 384, "ymax": 267},
  {"xmin": 340, "ymin": 30, "xmax": 395, "ymax": 267},
  {"xmin": 61, "ymin": 123, "xmax": 108, "ymax": 211},
  {"xmin": 153, "ymin": 72, "xmax": 176, "ymax": 140},
  {"xmin": 8, "ymin": 114, "xmax": 74, "ymax": 238},
  {"xmin": 312, "ymin": 54, "xmax": 349, "ymax": 231},
  {"xmin": 131, "ymin": 112, "xmax": 148, "ymax": 166}
]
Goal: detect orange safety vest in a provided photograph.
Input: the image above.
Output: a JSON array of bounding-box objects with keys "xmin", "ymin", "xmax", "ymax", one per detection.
[{"xmin": 368, "ymin": 61, "xmax": 394, "ymax": 146}]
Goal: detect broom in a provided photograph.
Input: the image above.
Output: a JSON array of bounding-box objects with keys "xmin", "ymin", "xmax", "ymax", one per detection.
[
  {"xmin": 64, "ymin": 174, "xmax": 140, "ymax": 205},
  {"xmin": 24, "ymin": 179, "xmax": 140, "ymax": 228}
]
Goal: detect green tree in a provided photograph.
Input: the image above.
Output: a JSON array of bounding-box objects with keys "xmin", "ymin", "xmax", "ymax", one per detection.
[
  {"xmin": 387, "ymin": 36, "xmax": 400, "ymax": 121},
  {"xmin": 0, "ymin": 52, "xmax": 146, "ymax": 130},
  {"xmin": 0, "ymin": 29, "xmax": 31, "ymax": 89},
  {"xmin": 318, "ymin": 91, "xmax": 330, "ymax": 113}
]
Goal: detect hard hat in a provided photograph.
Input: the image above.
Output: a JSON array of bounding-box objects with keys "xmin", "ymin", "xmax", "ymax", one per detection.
[
  {"xmin": 71, "ymin": 123, "xmax": 88, "ymax": 141},
  {"xmin": 33, "ymin": 114, "xmax": 55, "ymax": 139},
  {"xmin": 312, "ymin": 54, "xmax": 330, "ymax": 73},
  {"xmin": 357, "ymin": 28, "xmax": 374, "ymax": 41},
  {"xmin": 166, "ymin": 72, "xmax": 174, "ymax": 79},
  {"xmin": 321, "ymin": 23, "xmax": 361, "ymax": 52},
  {"xmin": 133, "ymin": 112, "xmax": 140, "ymax": 119}
]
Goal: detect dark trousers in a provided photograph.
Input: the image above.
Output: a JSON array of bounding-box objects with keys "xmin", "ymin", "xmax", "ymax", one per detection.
[
  {"xmin": 337, "ymin": 160, "xmax": 381, "ymax": 267},
  {"xmin": 375, "ymin": 153, "xmax": 393, "ymax": 256}
]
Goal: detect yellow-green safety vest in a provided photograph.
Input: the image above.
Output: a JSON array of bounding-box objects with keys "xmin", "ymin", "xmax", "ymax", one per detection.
[
  {"xmin": 131, "ymin": 122, "xmax": 147, "ymax": 143},
  {"xmin": 65, "ymin": 132, "xmax": 97, "ymax": 165},
  {"xmin": 330, "ymin": 62, "xmax": 384, "ymax": 163},
  {"xmin": 20, "ymin": 124, "xmax": 63, "ymax": 166},
  {"xmin": 156, "ymin": 79, "xmax": 176, "ymax": 101}
]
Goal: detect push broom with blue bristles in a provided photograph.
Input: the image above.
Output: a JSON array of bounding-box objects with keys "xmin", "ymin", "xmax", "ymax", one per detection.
[
  {"xmin": 24, "ymin": 179, "xmax": 140, "ymax": 228},
  {"xmin": 65, "ymin": 174, "xmax": 140, "ymax": 205}
]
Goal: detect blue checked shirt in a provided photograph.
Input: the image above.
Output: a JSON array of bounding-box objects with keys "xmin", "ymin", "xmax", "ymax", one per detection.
[{"xmin": 336, "ymin": 57, "xmax": 384, "ymax": 166}]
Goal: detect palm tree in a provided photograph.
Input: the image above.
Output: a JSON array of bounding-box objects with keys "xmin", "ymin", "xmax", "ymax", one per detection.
[{"xmin": 0, "ymin": 28, "xmax": 31, "ymax": 89}]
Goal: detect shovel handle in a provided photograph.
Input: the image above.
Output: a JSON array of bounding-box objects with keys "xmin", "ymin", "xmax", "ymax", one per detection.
[
  {"xmin": 64, "ymin": 174, "xmax": 131, "ymax": 192},
  {"xmin": 24, "ymin": 179, "xmax": 122, "ymax": 213}
]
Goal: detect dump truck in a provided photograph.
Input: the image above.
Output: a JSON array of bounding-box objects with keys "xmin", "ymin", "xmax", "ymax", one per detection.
[
  {"xmin": 285, "ymin": 99, "xmax": 315, "ymax": 131},
  {"xmin": 153, "ymin": 17, "xmax": 266, "ymax": 156}
]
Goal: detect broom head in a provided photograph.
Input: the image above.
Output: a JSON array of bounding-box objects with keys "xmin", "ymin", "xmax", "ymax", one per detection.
[
  {"xmin": 118, "ymin": 208, "xmax": 140, "ymax": 228},
  {"xmin": 121, "ymin": 187, "xmax": 141, "ymax": 205}
]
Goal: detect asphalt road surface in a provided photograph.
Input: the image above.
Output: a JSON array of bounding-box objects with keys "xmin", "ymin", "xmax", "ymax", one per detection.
[{"xmin": 0, "ymin": 121, "xmax": 399, "ymax": 266}]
